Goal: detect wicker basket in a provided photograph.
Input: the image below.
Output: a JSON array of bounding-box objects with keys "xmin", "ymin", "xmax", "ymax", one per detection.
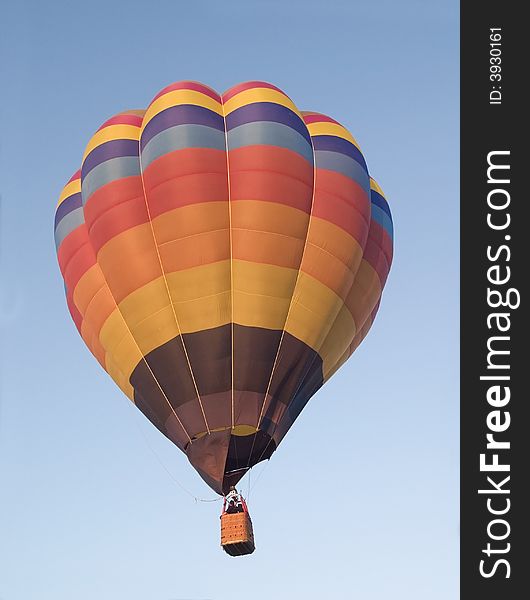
[{"xmin": 220, "ymin": 511, "xmax": 255, "ymax": 556}]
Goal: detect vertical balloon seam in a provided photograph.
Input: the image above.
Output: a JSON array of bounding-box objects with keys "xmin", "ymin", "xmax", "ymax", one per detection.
[
  {"xmin": 220, "ymin": 91, "xmax": 236, "ymax": 434},
  {"xmin": 247, "ymin": 96, "xmax": 318, "ymax": 468},
  {"xmin": 57, "ymin": 169, "xmax": 193, "ymax": 446},
  {"xmin": 137, "ymin": 109, "xmax": 211, "ymax": 437}
]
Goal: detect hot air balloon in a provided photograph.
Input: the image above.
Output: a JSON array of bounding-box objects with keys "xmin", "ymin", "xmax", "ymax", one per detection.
[{"xmin": 54, "ymin": 81, "xmax": 393, "ymax": 555}]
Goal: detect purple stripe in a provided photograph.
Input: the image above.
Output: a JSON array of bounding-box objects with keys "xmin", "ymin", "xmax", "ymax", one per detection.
[
  {"xmin": 371, "ymin": 189, "xmax": 392, "ymax": 220},
  {"xmin": 225, "ymin": 102, "xmax": 311, "ymax": 144},
  {"xmin": 82, "ymin": 139, "xmax": 139, "ymax": 180},
  {"xmin": 312, "ymin": 135, "xmax": 368, "ymax": 173},
  {"xmin": 54, "ymin": 192, "xmax": 82, "ymax": 228},
  {"xmin": 141, "ymin": 104, "xmax": 225, "ymax": 150}
]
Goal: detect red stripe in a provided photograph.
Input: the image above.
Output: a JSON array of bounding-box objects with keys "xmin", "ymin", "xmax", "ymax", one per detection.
[
  {"xmin": 230, "ymin": 172, "xmax": 312, "ymax": 213},
  {"xmin": 57, "ymin": 226, "xmax": 89, "ymax": 275},
  {"xmin": 302, "ymin": 112, "xmax": 341, "ymax": 126},
  {"xmin": 312, "ymin": 187, "xmax": 369, "ymax": 244},
  {"xmin": 84, "ymin": 176, "xmax": 145, "ymax": 226},
  {"xmin": 367, "ymin": 220, "xmax": 393, "ymax": 266},
  {"xmin": 363, "ymin": 221, "xmax": 393, "ymax": 285},
  {"xmin": 63, "ymin": 241, "xmax": 97, "ymax": 295},
  {"xmin": 66, "ymin": 291, "xmax": 83, "ymax": 333},
  {"xmin": 142, "ymin": 148, "xmax": 228, "ymax": 218},
  {"xmin": 84, "ymin": 176, "xmax": 148, "ymax": 251},
  {"xmin": 228, "ymin": 145, "xmax": 313, "ymax": 187},
  {"xmin": 363, "ymin": 234, "xmax": 392, "ymax": 287},
  {"xmin": 222, "ymin": 81, "xmax": 286, "ymax": 102},
  {"xmin": 67, "ymin": 170, "xmax": 81, "ymax": 184},
  {"xmin": 151, "ymin": 80, "xmax": 221, "ymax": 103},
  {"xmin": 311, "ymin": 169, "xmax": 370, "ymax": 236},
  {"xmin": 87, "ymin": 194, "xmax": 149, "ymax": 254},
  {"xmin": 229, "ymin": 145, "xmax": 313, "ymax": 213},
  {"xmin": 97, "ymin": 114, "xmax": 143, "ymax": 131},
  {"xmin": 146, "ymin": 171, "xmax": 228, "ymax": 217}
]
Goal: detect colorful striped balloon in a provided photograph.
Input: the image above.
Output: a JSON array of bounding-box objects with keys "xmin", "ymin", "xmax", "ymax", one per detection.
[{"xmin": 54, "ymin": 81, "xmax": 393, "ymax": 494}]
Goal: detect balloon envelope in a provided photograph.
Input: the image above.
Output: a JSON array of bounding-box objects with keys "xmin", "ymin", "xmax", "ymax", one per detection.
[{"xmin": 54, "ymin": 81, "xmax": 393, "ymax": 494}]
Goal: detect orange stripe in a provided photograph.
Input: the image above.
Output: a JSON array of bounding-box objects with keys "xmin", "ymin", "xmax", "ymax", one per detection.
[
  {"xmin": 81, "ymin": 320, "xmax": 107, "ymax": 367},
  {"xmin": 302, "ymin": 243, "xmax": 357, "ymax": 301},
  {"xmin": 232, "ymin": 228, "xmax": 305, "ymax": 269},
  {"xmin": 152, "ymin": 201, "xmax": 229, "ymax": 245},
  {"xmin": 344, "ymin": 261, "xmax": 382, "ymax": 325},
  {"xmin": 159, "ymin": 229, "xmax": 230, "ymax": 272},
  {"xmin": 96, "ymin": 224, "xmax": 161, "ymax": 303},
  {"xmin": 231, "ymin": 200, "xmax": 309, "ymax": 239}
]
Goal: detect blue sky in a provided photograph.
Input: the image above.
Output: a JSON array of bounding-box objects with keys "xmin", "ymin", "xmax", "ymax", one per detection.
[{"xmin": 0, "ymin": 1, "xmax": 459, "ymax": 599}]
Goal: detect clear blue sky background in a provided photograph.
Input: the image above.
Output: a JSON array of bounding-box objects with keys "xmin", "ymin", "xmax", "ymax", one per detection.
[{"xmin": 0, "ymin": 1, "xmax": 459, "ymax": 598}]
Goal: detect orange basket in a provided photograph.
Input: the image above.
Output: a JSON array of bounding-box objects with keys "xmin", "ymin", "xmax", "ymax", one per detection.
[{"xmin": 220, "ymin": 510, "xmax": 255, "ymax": 556}]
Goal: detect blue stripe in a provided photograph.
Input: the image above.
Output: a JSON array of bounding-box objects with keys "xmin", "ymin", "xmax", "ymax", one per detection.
[
  {"xmin": 228, "ymin": 121, "xmax": 313, "ymax": 164},
  {"xmin": 311, "ymin": 135, "xmax": 368, "ymax": 173},
  {"xmin": 82, "ymin": 139, "xmax": 139, "ymax": 179},
  {"xmin": 55, "ymin": 192, "xmax": 82, "ymax": 229},
  {"xmin": 314, "ymin": 150, "xmax": 370, "ymax": 195},
  {"xmin": 81, "ymin": 156, "xmax": 140, "ymax": 204},
  {"xmin": 141, "ymin": 104, "xmax": 225, "ymax": 150},
  {"xmin": 371, "ymin": 204, "xmax": 393, "ymax": 238},
  {"xmin": 141, "ymin": 124, "xmax": 226, "ymax": 169},
  {"xmin": 225, "ymin": 102, "xmax": 311, "ymax": 145},
  {"xmin": 54, "ymin": 207, "xmax": 85, "ymax": 249},
  {"xmin": 371, "ymin": 189, "xmax": 392, "ymax": 220}
]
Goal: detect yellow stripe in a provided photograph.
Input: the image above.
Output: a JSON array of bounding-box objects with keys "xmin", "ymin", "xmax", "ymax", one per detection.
[
  {"xmin": 118, "ymin": 277, "xmax": 172, "ymax": 330},
  {"xmin": 232, "ymin": 260, "xmax": 298, "ymax": 330},
  {"xmin": 166, "ymin": 260, "xmax": 231, "ymax": 302},
  {"xmin": 193, "ymin": 424, "xmax": 258, "ymax": 439},
  {"xmin": 83, "ymin": 124, "xmax": 141, "ymax": 160},
  {"xmin": 57, "ymin": 179, "xmax": 81, "ymax": 207},
  {"xmin": 126, "ymin": 305, "xmax": 181, "ymax": 355},
  {"xmin": 113, "ymin": 262, "xmax": 231, "ymax": 343},
  {"xmin": 324, "ymin": 344, "xmax": 351, "ymax": 380},
  {"xmin": 100, "ymin": 309, "xmax": 144, "ymax": 382},
  {"xmin": 223, "ymin": 88, "xmax": 302, "ymax": 119},
  {"xmin": 142, "ymin": 90, "xmax": 223, "ymax": 132},
  {"xmin": 306, "ymin": 122, "xmax": 360, "ymax": 150},
  {"xmin": 284, "ymin": 271, "xmax": 346, "ymax": 350},
  {"xmin": 320, "ymin": 260, "xmax": 383, "ymax": 376},
  {"xmin": 104, "ymin": 348, "xmax": 137, "ymax": 400},
  {"xmin": 370, "ymin": 177, "xmax": 385, "ymax": 197},
  {"xmin": 167, "ymin": 262, "xmax": 231, "ymax": 333},
  {"xmin": 319, "ymin": 304, "xmax": 357, "ymax": 375}
]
